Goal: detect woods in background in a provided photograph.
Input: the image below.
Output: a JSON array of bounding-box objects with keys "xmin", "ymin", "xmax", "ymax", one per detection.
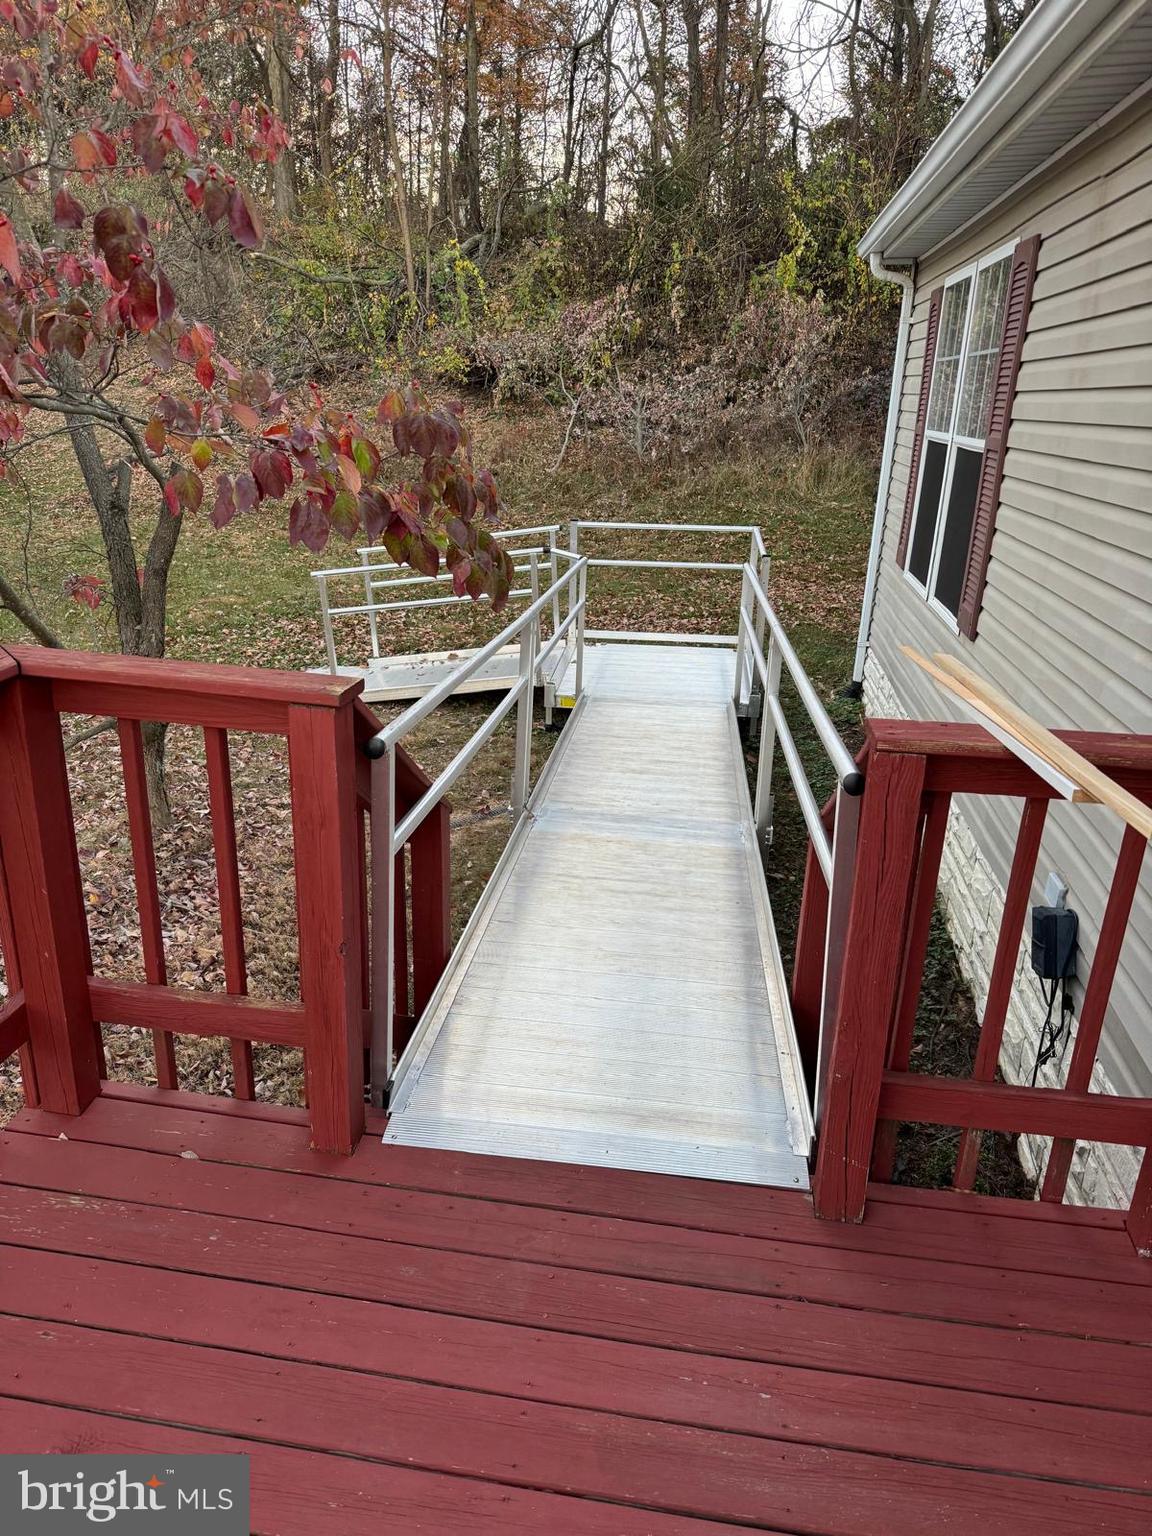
[{"xmin": 225, "ymin": 0, "xmax": 1036, "ymax": 444}]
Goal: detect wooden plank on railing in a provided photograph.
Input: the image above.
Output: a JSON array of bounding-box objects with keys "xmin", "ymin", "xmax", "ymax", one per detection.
[
  {"xmin": 1041, "ymin": 824, "xmax": 1149, "ymax": 1203},
  {"xmin": 117, "ymin": 718, "xmax": 178, "ymax": 1090},
  {"xmin": 952, "ymin": 796, "xmax": 1048, "ymax": 1191},
  {"xmin": 204, "ymin": 727, "xmax": 254, "ymax": 1099},
  {"xmin": 0, "ymin": 677, "xmax": 100, "ymax": 1114},
  {"xmin": 811, "ymin": 751, "xmax": 926, "ymax": 1222},
  {"xmin": 288, "ymin": 702, "xmax": 365, "ymax": 1155},
  {"xmin": 929, "ymin": 652, "xmax": 1152, "ymax": 839},
  {"xmin": 872, "ymin": 790, "xmax": 952, "ymax": 1183},
  {"xmin": 869, "ymin": 720, "xmax": 1152, "ymax": 802}
]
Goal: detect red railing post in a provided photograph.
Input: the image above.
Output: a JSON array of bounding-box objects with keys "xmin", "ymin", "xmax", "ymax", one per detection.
[
  {"xmin": 0, "ymin": 675, "xmax": 101, "ymax": 1114},
  {"xmin": 811, "ymin": 748, "xmax": 925, "ymax": 1222},
  {"xmin": 410, "ymin": 800, "xmax": 452, "ymax": 1020},
  {"xmin": 288, "ymin": 698, "xmax": 366, "ymax": 1154}
]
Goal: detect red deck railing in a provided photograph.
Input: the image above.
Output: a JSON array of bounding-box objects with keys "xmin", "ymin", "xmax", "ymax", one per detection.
[
  {"xmin": 803, "ymin": 719, "xmax": 1152, "ymax": 1255},
  {"xmin": 0, "ymin": 643, "xmax": 451, "ymax": 1153}
]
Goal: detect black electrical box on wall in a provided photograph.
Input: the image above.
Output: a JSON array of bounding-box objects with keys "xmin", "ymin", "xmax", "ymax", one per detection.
[{"xmin": 1030, "ymin": 906, "xmax": 1078, "ymax": 981}]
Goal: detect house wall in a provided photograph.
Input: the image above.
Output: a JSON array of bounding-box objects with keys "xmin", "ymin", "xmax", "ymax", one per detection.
[{"xmin": 864, "ymin": 94, "xmax": 1152, "ymax": 1207}]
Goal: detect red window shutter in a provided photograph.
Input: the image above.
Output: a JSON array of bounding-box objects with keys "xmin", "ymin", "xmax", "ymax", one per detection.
[
  {"xmin": 896, "ymin": 286, "xmax": 943, "ymax": 567},
  {"xmin": 956, "ymin": 233, "xmax": 1041, "ymax": 640}
]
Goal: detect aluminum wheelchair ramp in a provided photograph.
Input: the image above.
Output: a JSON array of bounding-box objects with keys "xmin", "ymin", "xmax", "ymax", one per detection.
[{"xmin": 385, "ymin": 643, "xmax": 813, "ymax": 1188}]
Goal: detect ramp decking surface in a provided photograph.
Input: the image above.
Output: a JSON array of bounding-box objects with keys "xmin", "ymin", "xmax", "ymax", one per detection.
[{"xmin": 385, "ymin": 643, "xmax": 812, "ymax": 1187}]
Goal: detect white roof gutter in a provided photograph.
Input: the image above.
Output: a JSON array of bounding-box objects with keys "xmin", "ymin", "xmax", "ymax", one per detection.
[{"xmin": 859, "ymin": 0, "xmax": 1150, "ymax": 261}]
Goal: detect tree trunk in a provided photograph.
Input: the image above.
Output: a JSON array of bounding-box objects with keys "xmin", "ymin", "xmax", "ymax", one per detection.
[
  {"xmin": 318, "ymin": 0, "xmax": 340, "ymax": 182},
  {"xmin": 376, "ymin": 2, "xmax": 417, "ymax": 297},
  {"xmin": 61, "ymin": 406, "xmax": 183, "ymax": 829},
  {"xmin": 267, "ymin": 30, "xmax": 299, "ymax": 217},
  {"xmin": 457, "ymin": 0, "xmax": 483, "ymax": 233}
]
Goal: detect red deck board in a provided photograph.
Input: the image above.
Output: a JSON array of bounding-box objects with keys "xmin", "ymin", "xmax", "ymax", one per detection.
[
  {"xmin": 1, "ymin": 1315, "xmax": 1146, "ymax": 1535},
  {"xmin": 3, "ymin": 1245, "xmax": 1149, "ymax": 1492},
  {"xmin": 0, "ymin": 1400, "xmax": 753, "ymax": 1536},
  {"xmin": 2, "ymin": 1175, "xmax": 1150, "ymax": 1417},
  {"xmin": 2, "ymin": 1093, "xmax": 1150, "ymax": 1534},
  {"xmin": 3, "ymin": 1130, "xmax": 1149, "ymax": 1343},
  {"xmin": 12, "ymin": 1095, "xmax": 1148, "ymax": 1287}
]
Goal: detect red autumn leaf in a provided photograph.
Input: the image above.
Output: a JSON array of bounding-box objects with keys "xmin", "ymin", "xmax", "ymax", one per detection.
[
  {"xmin": 162, "ymin": 111, "xmax": 198, "ymax": 159},
  {"xmin": 210, "ymin": 476, "xmax": 237, "ymax": 529},
  {"xmin": 53, "ymin": 186, "xmax": 85, "ymax": 229},
  {"xmin": 335, "ymin": 452, "xmax": 361, "ymax": 494},
  {"xmin": 229, "ymin": 399, "xmax": 260, "ymax": 433},
  {"xmin": 114, "ymin": 50, "xmax": 149, "ymax": 108},
  {"xmin": 156, "ymin": 265, "xmax": 176, "ymax": 322},
  {"xmin": 233, "ymin": 470, "xmax": 258, "ymax": 512},
  {"xmin": 78, "ymin": 39, "xmax": 99, "ymax": 80},
  {"xmin": 203, "ymin": 180, "xmax": 230, "ymax": 227},
  {"xmin": 376, "ymin": 389, "xmax": 406, "ymax": 425},
  {"xmin": 127, "ymin": 269, "xmax": 159, "ymax": 332},
  {"xmin": 65, "ymin": 573, "xmax": 105, "ymax": 609},
  {"xmin": 227, "ymin": 186, "xmax": 263, "ymax": 250},
  {"xmin": 195, "ymin": 354, "xmax": 215, "ymax": 391},
  {"xmin": 0, "ymin": 214, "xmax": 21, "ymax": 284}
]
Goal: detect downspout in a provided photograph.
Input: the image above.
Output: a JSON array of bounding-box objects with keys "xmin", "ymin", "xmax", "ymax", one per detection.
[{"xmin": 851, "ymin": 252, "xmax": 916, "ymax": 686}]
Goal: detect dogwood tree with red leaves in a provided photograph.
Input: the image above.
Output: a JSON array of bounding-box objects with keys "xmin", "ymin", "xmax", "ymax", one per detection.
[{"xmin": 0, "ymin": 0, "xmax": 511, "ymax": 817}]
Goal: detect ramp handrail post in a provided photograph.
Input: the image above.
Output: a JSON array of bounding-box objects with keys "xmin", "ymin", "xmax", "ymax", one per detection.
[
  {"xmin": 549, "ymin": 529, "xmax": 561, "ymax": 637},
  {"xmin": 369, "ymin": 744, "xmax": 396, "ymax": 1106},
  {"xmin": 512, "ymin": 614, "xmax": 538, "ymax": 820},
  {"xmin": 732, "ymin": 567, "xmax": 751, "ymax": 708},
  {"xmin": 754, "ymin": 634, "xmax": 783, "ymax": 841},
  {"xmin": 318, "ymin": 575, "xmax": 339, "ymax": 675},
  {"xmin": 360, "ymin": 548, "xmax": 382, "ymax": 660},
  {"xmin": 574, "ymin": 559, "xmax": 588, "ymax": 699}
]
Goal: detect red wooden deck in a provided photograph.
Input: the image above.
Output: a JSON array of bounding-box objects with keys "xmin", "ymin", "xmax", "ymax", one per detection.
[{"xmin": 2, "ymin": 1086, "xmax": 1149, "ymax": 1535}]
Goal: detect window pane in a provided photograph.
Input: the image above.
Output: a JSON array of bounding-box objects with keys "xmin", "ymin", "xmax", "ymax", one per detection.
[
  {"xmin": 955, "ymin": 257, "xmax": 1011, "ymax": 440},
  {"xmin": 933, "ymin": 447, "xmax": 983, "ymax": 616},
  {"xmin": 909, "ymin": 439, "xmax": 948, "ymax": 585},
  {"xmin": 926, "ymin": 279, "xmax": 971, "ymax": 433}
]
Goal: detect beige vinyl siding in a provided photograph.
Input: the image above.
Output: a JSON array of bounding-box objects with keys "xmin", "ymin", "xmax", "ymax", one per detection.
[{"xmin": 866, "ymin": 94, "xmax": 1152, "ymax": 1101}]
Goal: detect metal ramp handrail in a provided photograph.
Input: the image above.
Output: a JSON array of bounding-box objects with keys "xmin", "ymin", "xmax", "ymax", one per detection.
[
  {"xmin": 311, "ymin": 525, "xmax": 561, "ymax": 674},
  {"xmin": 736, "ymin": 559, "xmax": 864, "ymax": 1124},
  {"xmin": 363, "ymin": 556, "xmax": 588, "ymax": 1102}
]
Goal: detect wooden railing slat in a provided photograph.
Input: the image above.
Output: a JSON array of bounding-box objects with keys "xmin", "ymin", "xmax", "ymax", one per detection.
[
  {"xmin": 117, "ymin": 718, "xmax": 178, "ymax": 1090},
  {"xmin": 204, "ymin": 727, "xmax": 254, "ymax": 1099},
  {"xmin": 1040, "ymin": 824, "xmax": 1149, "ymax": 1203},
  {"xmin": 411, "ymin": 801, "xmax": 451, "ymax": 1020},
  {"xmin": 953, "ymin": 795, "xmax": 1049, "ymax": 1191},
  {"xmin": 872, "ymin": 789, "xmax": 952, "ymax": 1183}
]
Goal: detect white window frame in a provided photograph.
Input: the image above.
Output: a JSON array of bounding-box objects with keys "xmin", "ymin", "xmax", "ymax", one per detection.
[{"xmin": 903, "ymin": 239, "xmax": 1016, "ymax": 632}]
